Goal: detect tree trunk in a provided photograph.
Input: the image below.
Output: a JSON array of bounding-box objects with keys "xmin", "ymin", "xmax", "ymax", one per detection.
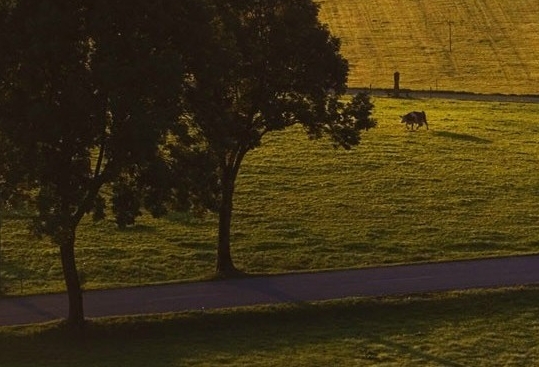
[
  {"xmin": 58, "ymin": 230, "xmax": 85, "ymax": 329},
  {"xmin": 216, "ymin": 171, "xmax": 239, "ymax": 276}
]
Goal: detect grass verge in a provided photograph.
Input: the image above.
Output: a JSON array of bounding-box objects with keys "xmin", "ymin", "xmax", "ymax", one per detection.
[{"xmin": 1, "ymin": 286, "xmax": 538, "ymax": 366}]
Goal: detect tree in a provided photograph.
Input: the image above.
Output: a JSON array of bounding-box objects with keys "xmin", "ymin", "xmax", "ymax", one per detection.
[
  {"xmin": 183, "ymin": 0, "xmax": 376, "ymax": 276},
  {"xmin": 0, "ymin": 0, "xmax": 205, "ymax": 328}
]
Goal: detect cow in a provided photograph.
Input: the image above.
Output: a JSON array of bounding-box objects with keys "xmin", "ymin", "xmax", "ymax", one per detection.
[{"xmin": 400, "ymin": 111, "xmax": 428, "ymax": 130}]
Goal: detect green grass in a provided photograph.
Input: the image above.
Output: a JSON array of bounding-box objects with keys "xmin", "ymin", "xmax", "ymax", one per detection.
[
  {"xmin": 1, "ymin": 286, "xmax": 539, "ymax": 366},
  {"xmin": 1, "ymin": 97, "xmax": 538, "ymax": 295},
  {"xmin": 317, "ymin": 0, "xmax": 539, "ymax": 94},
  {"xmin": 235, "ymin": 97, "xmax": 539, "ymax": 270}
]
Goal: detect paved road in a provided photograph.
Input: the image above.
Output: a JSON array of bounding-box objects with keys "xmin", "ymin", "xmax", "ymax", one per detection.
[{"xmin": 1, "ymin": 254, "xmax": 539, "ymax": 327}]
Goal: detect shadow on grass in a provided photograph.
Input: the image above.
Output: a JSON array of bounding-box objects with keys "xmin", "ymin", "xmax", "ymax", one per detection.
[
  {"xmin": 433, "ymin": 130, "xmax": 492, "ymax": 144},
  {"xmin": 117, "ymin": 224, "xmax": 156, "ymax": 233},
  {"xmin": 0, "ymin": 259, "xmax": 37, "ymax": 297},
  {"xmin": 164, "ymin": 211, "xmax": 210, "ymax": 226}
]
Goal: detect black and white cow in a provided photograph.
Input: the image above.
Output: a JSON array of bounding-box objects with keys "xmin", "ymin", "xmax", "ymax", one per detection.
[{"xmin": 400, "ymin": 111, "xmax": 428, "ymax": 130}]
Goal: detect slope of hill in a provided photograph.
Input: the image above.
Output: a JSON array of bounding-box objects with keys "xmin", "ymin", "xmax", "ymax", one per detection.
[{"xmin": 318, "ymin": 0, "xmax": 539, "ymax": 95}]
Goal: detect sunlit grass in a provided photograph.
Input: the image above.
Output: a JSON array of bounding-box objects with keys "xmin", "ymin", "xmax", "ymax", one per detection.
[
  {"xmin": 233, "ymin": 97, "xmax": 539, "ymax": 271},
  {"xmin": 1, "ymin": 97, "xmax": 538, "ymax": 295},
  {"xmin": 1, "ymin": 287, "xmax": 538, "ymax": 366},
  {"xmin": 317, "ymin": 0, "xmax": 539, "ymax": 94}
]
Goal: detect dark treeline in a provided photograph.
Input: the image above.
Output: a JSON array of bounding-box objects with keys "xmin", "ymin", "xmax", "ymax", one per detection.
[{"xmin": 0, "ymin": 0, "xmax": 375, "ymax": 329}]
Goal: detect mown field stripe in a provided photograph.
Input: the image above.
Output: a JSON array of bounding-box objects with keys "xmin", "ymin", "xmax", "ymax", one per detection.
[{"xmin": 318, "ymin": 0, "xmax": 539, "ymax": 94}]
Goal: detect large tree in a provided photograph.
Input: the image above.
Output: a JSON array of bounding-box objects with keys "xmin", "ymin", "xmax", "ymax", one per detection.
[
  {"xmin": 183, "ymin": 0, "xmax": 377, "ymax": 275},
  {"xmin": 0, "ymin": 0, "xmax": 205, "ymax": 327}
]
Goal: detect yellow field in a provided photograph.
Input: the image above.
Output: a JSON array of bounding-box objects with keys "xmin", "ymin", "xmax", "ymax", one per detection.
[{"xmin": 318, "ymin": 0, "xmax": 539, "ymax": 94}]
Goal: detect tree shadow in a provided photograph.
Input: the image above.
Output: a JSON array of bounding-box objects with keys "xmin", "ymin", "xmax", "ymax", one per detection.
[
  {"xmin": 0, "ymin": 259, "xmax": 35, "ymax": 296},
  {"xmin": 117, "ymin": 224, "xmax": 156, "ymax": 233},
  {"xmin": 433, "ymin": 130, "xmax": 492, "ymax": 144},
  {"xmin": 163, "ymin": 211, "xmax": 210, "ymax": 226}
]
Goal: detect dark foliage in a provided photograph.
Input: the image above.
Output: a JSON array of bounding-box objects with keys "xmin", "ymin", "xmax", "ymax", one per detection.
[
  {"xmin": 0, "ymin": 0, "xmax": 209, "ymax": 327},
  {"xmin": 182, "ymin": 0, "xmax": 377, "ymax": 275}
]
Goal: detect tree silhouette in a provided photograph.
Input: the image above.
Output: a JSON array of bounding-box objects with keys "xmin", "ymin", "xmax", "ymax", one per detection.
[
  {"xmin": 182, "ymin": 0, "xmax": 376, "ymax": 276},
  {"xmin": 0, "ymin": 0, "xmax": 205, "ymax": 328}
]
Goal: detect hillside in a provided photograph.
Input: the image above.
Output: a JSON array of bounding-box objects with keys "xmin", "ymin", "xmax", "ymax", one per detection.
[{"xmin": 318, "ymin": 0, "xmax": 539, "ymax": 95}]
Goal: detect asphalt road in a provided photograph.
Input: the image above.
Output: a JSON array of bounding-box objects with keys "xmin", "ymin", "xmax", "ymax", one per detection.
[{"xmin": 1, "ymin": 254, "xmax": 539, "ymax": 327}]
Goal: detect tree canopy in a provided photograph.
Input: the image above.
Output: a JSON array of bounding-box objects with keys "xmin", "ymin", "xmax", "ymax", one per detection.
[
  {"xmin": 0, "ymin": 0, "xmax": 210, "ymax": 327},
  {"xmin": 182, "ymin": 0, "xmax": 376, "ymax": 275},
  {"xmin": 0, "ymin": 0, "xmax": 377, "ymax": 326}
]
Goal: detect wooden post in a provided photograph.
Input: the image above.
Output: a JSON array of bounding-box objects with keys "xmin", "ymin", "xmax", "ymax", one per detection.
[{"xmin": 393, "ymin": 71, "xmax": 400, "ymax": 97}]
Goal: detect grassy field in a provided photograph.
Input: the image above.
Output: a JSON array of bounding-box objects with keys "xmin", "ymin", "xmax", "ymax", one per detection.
[
  {"xmin": 1, "ymin": 96, "xmax": 538, "ymax": 295},
  {"xmin": 2, "ymin": 4, "xmax": 539, "ymax": 364},
  {"xmin": 317, "ymin": 0, "xmax": 539, "ymax": 94},
  {"xmin": 2, "ymin": 0, "xmax": 538, "ymax": 296},
  {"xmin": 1, "ymin": 286, "xmax": 539, "ymax": 366}
]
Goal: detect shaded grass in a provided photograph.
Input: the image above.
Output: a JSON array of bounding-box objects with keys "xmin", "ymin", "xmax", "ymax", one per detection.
[
  {"xmin": 317, "ymin": 0, "xmax": 539, "ymax": 95},
  {"xmin": 1, "ymin": 97, "xmax": 539, "ymax": 294},
  {"xmin": 1, "ymin": 286, "xmax": 539, "ymax": 366}
]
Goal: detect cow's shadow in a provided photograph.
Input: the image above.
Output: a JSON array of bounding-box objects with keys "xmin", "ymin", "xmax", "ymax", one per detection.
[{"xmin": 432, "ymin": 130, "xmax": 492, "ymax": 144}]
